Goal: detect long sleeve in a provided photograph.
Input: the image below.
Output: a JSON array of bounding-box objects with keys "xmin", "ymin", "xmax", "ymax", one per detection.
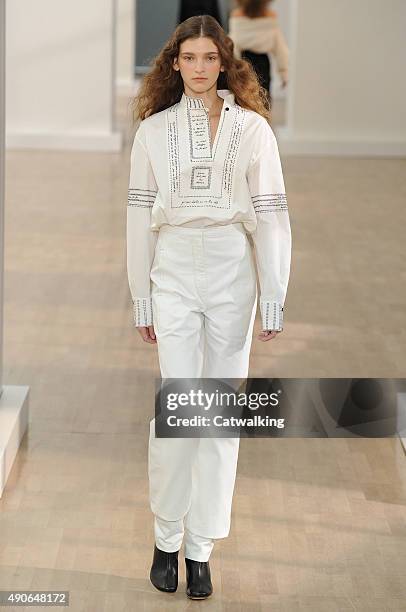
[
  {"xmin": 127, "ymin": 122, "xmax": 158, "ymax": 327},
  {"xmin": 246, "ymin": 119, "xmax": 292, "ymax": 332}
]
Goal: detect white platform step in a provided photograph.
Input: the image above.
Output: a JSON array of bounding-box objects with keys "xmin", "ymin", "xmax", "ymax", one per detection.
[{"xmin": 0, "ymin": 385, "xmax": 29, "ymax": 497}]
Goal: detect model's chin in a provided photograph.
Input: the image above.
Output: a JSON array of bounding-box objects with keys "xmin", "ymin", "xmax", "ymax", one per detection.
[{"xmin": 186, "ymin": 80, "xmax": 215, "ymax": 95}]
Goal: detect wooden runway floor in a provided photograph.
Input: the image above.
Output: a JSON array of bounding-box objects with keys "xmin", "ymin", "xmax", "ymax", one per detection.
[{"xmin": 0, "ymin": 95, "xmax": 405, "ymax": 611}]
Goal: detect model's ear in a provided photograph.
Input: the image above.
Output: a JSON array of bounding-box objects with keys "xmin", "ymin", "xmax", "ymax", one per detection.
[{"xmin": 173, "ymin": 57, "xmax": 179, "ymax": 71}]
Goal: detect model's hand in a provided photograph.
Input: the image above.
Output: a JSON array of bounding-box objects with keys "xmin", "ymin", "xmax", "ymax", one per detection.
[
  {"xmin": 258, "ymin": 329, "xmax": 281, "ymax": 342},
  {"xmin": 136, "ymin": 325, "xmax": 157, "ymax": 344}
]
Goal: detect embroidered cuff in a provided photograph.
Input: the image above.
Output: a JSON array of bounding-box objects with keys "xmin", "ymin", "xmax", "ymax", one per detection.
[
  {"xmin": 259, "ymin": 300, "xmax": 284, "ymax": 332},
  {"xmin": 133, "ymin": 297, "xmax": 153, "ymax": 327}
]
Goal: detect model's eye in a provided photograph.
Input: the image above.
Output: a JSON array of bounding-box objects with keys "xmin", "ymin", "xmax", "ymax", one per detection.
[
  {"xmin": 184, "ymin": 56, "xmax": 193, "ymax": 61},
  {"xmin": 208, "ymin": 56, "xmax": 217, "ymax": 61}
]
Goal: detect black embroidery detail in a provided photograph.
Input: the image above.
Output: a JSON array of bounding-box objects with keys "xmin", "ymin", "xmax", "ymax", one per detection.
[
  {"xmin": 167, "ymin": 102, "xmax": 246, "ymax": 209},
  {"xmin": 133, "ymin": 297, "xmax": 153, "ymax": 326},
  {"xmin": 186, "ymin": 97, "xmax": 206, "ymax": 110},
  {"xmin": 252, "ymin": 193, "xmax": 287, "ymax": 202},
  {"xmin": 191, "ymin": 166, "xmax": 212, "ymax": 189},
  {"xmin": 262, "ymin": 301, "xmax": 283, "ymax": 331},
  {"xmin": 128, "ymin": 188, "xmax": 157, "ymax": 208},
  {"xmin": 253, "ymin": 193, "xmax": 288, "ymax": 213},
  {"xmin": 167, "ymin": 106, "xmax": 180, "ymax": 196},
  {"xmin": 185, "ymin": 97, "xmax": 226, "ymax": 161},
  {"xmin": 187, "ymin": 104, "xmax": 212, "ymax": 160}
]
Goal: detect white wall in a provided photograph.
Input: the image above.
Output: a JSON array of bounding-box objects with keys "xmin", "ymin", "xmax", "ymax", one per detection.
[
  {"xmin": 6, "ymin": 0, "xmax": 121, "ymax": 151},
  {"xmin": 116, "ymin": 0, "xmax": 135, "ymax": 90},
  {"xmin": 280, "ymin": 0, "xmax": 406, "ymax": 156}
]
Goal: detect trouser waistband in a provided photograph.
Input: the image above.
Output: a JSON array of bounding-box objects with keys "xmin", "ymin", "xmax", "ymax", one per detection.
[{"xmin": 158, "ymin": 222, "xmax": 246, "ymax": 236}]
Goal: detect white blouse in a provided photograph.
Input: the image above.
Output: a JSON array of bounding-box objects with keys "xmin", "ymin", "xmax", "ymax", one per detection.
[{"xmin": 127, "ymin": 89, "xmax": 292, "ymax": 332}]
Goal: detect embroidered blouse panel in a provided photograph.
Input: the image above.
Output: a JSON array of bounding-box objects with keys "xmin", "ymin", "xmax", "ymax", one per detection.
[{"xmin": 127, "ymin": 89, "xmax": 292, "ymax": 331}]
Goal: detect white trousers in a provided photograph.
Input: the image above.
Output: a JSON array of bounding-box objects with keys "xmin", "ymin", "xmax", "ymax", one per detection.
[{"xmin": 149, "ymin": 223, "xmax": 257, "ymax": 560}]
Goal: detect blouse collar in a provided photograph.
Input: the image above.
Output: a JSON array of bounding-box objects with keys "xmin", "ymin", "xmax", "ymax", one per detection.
[{"xmin": 180, "ymin": 89, "xmax": 235, "ymax": 110}]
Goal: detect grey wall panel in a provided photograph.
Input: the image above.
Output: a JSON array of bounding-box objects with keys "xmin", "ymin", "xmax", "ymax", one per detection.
[
  {"xmin": 135, "ymin": 0, "xmax": 230, "ymax": 75},
  {"xmin": 135, "ymin": 0, "xmax": 178, "ymax": 73}
]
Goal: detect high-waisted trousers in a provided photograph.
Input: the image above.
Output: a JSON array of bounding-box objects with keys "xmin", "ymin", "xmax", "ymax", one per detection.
[{"xmin": 149, "ymin": 222, "xmax": 257, "ymax": 561}]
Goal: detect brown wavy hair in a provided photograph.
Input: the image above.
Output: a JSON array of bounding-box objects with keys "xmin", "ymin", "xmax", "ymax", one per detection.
[
  {"xmin": 130, "ymin": 14, "xmax": 271, "ymax": 125},
  {"xmin": 235, "ymin": 0, "xmax": 271, "ymax": 19}
]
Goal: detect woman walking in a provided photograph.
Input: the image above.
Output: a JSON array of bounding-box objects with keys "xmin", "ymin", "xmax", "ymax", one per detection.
[
  {"xmin": 228, "ymin": 0, "xmax": 289, "ymax": 96},
  {"xmin": 127, "ymin": 14, "xmax": 291, "ymax": 600}
]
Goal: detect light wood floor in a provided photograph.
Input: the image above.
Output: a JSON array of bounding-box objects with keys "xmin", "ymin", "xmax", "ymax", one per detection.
[{"xmin": 1, "ymin": 94, "xmax": 406, "ymax": 611}]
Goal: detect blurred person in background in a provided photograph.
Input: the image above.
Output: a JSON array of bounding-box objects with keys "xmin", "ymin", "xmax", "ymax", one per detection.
[
  {"xmin": 127, "ymin": 14, "xmax": 291, "ymax": 601},
  {"xmin": 228, "ymin": 0, "xmax": 289, "ymax": 97},
  {"xmin": 178, "ymin": 0, "xmax": 223, "ymax": 26}
]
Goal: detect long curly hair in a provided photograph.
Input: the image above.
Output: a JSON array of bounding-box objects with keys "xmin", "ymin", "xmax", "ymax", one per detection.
[
  {"xmin": 130, "ymin": 15, "xmax": 271, "ymax": 125},
  {"xmin": 235, "ymin": 0, "xmax": 271, "ymax": 19}
]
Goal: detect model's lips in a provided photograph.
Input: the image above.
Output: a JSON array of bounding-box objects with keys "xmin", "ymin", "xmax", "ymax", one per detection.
[{"xmin": 193, "ymin": 77, "xmax": 207, "ymax": 80}]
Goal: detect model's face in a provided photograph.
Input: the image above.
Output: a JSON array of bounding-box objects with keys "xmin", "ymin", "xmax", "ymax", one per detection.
[{"xmin": 173, "ymin": 37, "xmax": 224, "ymax": 94}]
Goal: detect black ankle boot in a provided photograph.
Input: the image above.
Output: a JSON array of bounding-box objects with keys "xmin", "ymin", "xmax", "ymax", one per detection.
[
  {"xmin": 185, "ymin": 558, "xmax": 213, "ymax": 599},
  {"xmin": 150, "ymin": 545, "xmax": 179, "ymax": 593}
]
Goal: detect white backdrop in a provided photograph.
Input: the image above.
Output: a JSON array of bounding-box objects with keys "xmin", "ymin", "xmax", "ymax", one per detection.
[{"xmin": 6, "ymin": 0, "xmax": 122, "ymax": 151}]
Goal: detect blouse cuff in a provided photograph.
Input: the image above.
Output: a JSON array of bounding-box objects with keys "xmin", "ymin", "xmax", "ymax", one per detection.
[
  {"xmin": 260, "ymin": 299, "xmax": 284, "ymax": 332},
  {"xmin": 133, "ymin": 297, "xmax": 153, "ymax": 327}
]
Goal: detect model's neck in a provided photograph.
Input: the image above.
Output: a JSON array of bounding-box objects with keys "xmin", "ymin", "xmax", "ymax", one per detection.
[{"xmin": 183, "ymin": 82, "xmax": 221, "ymax": 110}]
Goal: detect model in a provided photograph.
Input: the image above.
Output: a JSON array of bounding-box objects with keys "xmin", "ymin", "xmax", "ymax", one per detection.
[{"xmin": 126, "ymin": 14, "xmax": 292, "ymax": 601}]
